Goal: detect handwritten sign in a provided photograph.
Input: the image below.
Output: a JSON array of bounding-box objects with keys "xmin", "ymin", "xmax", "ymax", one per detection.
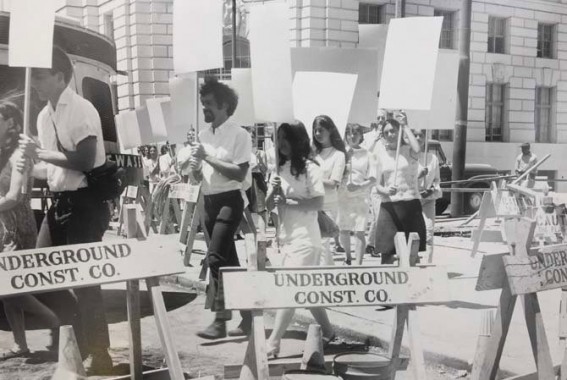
[
  {"xmin": 532, "ymin": 207, "xmax": 566, "ymax": 244},
  {"xmin": 126, "ymin": 185, "xmax": 139, "ymax": 199},
  {"xmin": 169, "ymin": 184, "xmax": 200, "ymax": 203},
  {"xmin": 495, "ymin": 191, "xmax": 520, "ymax": 216},
  {"xmin": 222, "ymin": 266, "xmax": 451, "ymax": 310},
  {"xmin": 503, "ymin": 243, "xmax": 567, "ymax": 295},
  {"xmin": 0, "ymin": 240, "xmax": 183, "ymax": 297}
]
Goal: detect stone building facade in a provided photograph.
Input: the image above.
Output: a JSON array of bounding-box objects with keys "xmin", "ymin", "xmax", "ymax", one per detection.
[{"xmin": 44, "ymin": 0, "xmax": 567, "ymax": 189}]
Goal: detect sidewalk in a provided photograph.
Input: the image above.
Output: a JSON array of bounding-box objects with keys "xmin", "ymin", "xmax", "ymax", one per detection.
[{"xmin": 129, "ymin": 221, "xmax": 566, "ymax": 378}]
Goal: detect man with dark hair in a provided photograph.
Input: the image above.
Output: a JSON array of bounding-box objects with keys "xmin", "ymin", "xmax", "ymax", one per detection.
[
  {"xmin": 19, "ymin": 46, "xmax": 113, "ymax": 374},
  {"xmin": 190, "ymin": 77, "xmax": 252, "ymax": 339}
]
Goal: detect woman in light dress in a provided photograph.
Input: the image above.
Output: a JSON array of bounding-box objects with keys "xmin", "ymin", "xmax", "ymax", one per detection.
[
  {"xmin": 265, "ymin": 122, "xmax": 335, "ymax": 357},
  {"xmin": 337, "ymin": 123, "xmax": 376, "ymax": 265},
  {"xmin": 311, "ymin": 115, "xmax": 346, "ymax": 266}
]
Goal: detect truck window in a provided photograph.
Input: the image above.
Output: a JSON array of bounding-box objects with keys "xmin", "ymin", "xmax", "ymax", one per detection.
[{"xmin": 82, "ymin": 77, "xmax": 117, "ymax": 143}]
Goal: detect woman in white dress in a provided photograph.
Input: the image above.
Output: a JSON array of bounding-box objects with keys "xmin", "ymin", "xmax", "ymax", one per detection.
[
  {"xmin": 337, "ymin": 124, "xmax": 376, "ymax": 265},
  {"xmin": 265, "ymin": 122, "xmax": 335, "ymax": 357},
  {"xmin": 311, "ymin": 115, "xmax": 346, "ymax": 265}
]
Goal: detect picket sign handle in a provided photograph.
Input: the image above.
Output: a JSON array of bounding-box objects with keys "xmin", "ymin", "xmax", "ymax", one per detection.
[
  {"xmin": 21, "ymin": 67, "xmax": 32, "ymax": 195},
  {"xmin": 392, "ymin": 123, "xmax": 403, "ymax": 187}
]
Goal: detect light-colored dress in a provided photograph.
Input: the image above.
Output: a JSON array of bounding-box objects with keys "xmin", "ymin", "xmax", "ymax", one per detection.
[
  {"xmin": 276, "ymin": 161, "xmax": 324, "ymax": 267},
  {"xmin": 316, "ymin": 147, "xmax": 346, "ymax": 212},
  {"xmin": 0, "ymin": 152, "xmax": 37, "ymax": 252}
]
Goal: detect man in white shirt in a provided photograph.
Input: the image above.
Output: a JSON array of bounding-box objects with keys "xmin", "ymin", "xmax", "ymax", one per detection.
[
  {"xmin": 19, "ymin": 47, "xmax": 113, "ymax": 375},
  {"xmin": 515, "ymin": 142, "xmax": 538, "ymax": 188},
  {"xmin": 190, "ymin": 77, "xmax": 252, "ymax": 339}
]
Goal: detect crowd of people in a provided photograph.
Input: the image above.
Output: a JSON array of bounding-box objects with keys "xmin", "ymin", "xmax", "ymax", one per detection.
[{"xmin": 0, "ymin": 48, "xmax": 446, "ymax": 368}]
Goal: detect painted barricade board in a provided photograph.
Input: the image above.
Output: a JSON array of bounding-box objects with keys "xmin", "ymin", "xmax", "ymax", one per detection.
[
  {"xmin": 222, "ymin": 265, "xmax": 451, "ymax": 310},
  {"xmin": 503, "ymin": 243, "xmax": 567, "ymax": 295},
  {"xmin": 0, "ymin": 239, "xmax": 183, "ymax": 297},
  {"xmin": 169, "ymin": 184, "xmax": 200, "ymax": 203}
]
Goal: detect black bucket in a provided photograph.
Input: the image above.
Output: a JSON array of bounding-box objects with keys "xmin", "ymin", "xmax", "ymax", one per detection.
[{"xmin": 333, "ymin": 352, "xmax": 391, "ymax": 380}]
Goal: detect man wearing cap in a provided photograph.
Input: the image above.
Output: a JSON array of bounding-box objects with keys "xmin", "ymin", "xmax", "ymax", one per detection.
[{"xmin": 515, "ymin": 142, "xmax": 538, "ymax": 187}]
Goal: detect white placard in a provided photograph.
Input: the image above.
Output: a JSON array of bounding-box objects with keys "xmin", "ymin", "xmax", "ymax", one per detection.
[
  {"xmin": 116, "ymin": 110, "xmax": 142, "ymax": 150},
  {"xmin": 249, "ymin": 1, "xmax": 294, "ymax": 122},
  {"xmin": 293, "ymin": 72, "xmax": 358, "ymax": 139},
  {"xmin": 230, "ymin": 68, "xmax": 256, "ymax": 125},
  {"xmin": 358, "ymin": 24, "xmax": 389, "ymax": 89},
  {"xmin": 379, "ymin": 17, "xmax": 443, "ymax": 110},
  {"xmin": 169, "ymin": 75, "xmax": 198, "ymax": 144},
  {"xmin": 136, "ymin": 106, "xmax": 156, "ymax": 144},
  {"xmin": 405, "ymin": 50, "xmax": 460, "ymax": 130},
  {"xmin": 291, "ymin": 48, "xmax": 378, "ymax": 126},
  {"xmin": 9, "ymin": 0, "xmax": 56, "ymax": 68},
  {"xmin": 173, "ymin": 0, "xmax": 223, "ymax": 74},
  {"xmin": 0, "ymin": 239, "xmax": 183, "ymax": 297},
  {"xmin": 146, "ymin": 97, "xmax": 171, "ymax": 142}
]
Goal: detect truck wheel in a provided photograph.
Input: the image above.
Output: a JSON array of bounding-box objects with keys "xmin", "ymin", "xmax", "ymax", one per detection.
[{"xmin": 465, "ymin": 191, "xmax": 484, "ymax": 214}]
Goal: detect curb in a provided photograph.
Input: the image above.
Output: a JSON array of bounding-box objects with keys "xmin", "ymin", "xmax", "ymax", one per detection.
[{"xmin": 159, "ymin": 273, "xmax": 516, "ymax": 378}]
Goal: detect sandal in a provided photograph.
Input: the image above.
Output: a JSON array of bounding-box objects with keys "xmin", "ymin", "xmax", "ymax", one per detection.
[{"xmin": 0, "ymin": 348, "xmax": 30, "ymax": 361}]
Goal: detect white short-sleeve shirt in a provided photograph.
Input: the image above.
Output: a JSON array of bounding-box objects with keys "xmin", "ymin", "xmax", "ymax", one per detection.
[
  {"xmin": 315, "ymin": 146, "xmax": 346, "ymax": 208},
  {"xmin": 37, "ymin": 87, "xmax": 106, "ymax": 192},
  {"xmin": 199, "ymin": 119, "xmax": 251, "ymax": 195}
]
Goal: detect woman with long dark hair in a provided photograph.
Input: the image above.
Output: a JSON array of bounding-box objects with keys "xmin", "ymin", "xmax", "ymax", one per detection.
[
  {"xmin": 0, "ymin": 101, "xmax": 60, "ymax": 360},
  {"xmin": 266, "ymin": 122, "xmax": 335, "ymax": 357},
  {"xmin": 312, "ymin": 115, "xmax": 346, "ymax": 265},
  {"xmin": 374, "ymin": 114, "xmax": 426, "ymax": 264}
]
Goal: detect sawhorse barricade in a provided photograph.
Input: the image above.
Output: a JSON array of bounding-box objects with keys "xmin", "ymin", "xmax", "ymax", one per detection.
[
  {"xmin": 221, "ymin": 232, "xmax": 452, "ymax": 380},
  {"xmin": 116, "ymin": 185, "xmax": 153, "ymax": 236},
  {"xmin": 0, "ymin": 203, "xmax": 186, "ymax": 380},
  {"xmin": 471, "ymin": 181, "xmax": 521, "ymax": 257},
  {"xmin": 472, "ymin": 217, "xmax": 560, "ymax": 379}
]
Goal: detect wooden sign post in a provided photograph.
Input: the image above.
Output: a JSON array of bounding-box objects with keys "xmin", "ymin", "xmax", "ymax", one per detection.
[
  {"xmin": 472, "ymin": 217, "xmax": 556, "ymax": 380},
  {"xmin": 0, "ymin": 205, "xmax": 186, "ymax": 380},
  {"xmin": 221, "ymin": 232, "xmax": 452, "ymax": 379},
  {"xmin": 471, "ymin": 181, "xmax": 521, "ymax": 257}
]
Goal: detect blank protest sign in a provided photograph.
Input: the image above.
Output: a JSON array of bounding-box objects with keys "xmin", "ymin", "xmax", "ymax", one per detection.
[
  {"xmin": 406, "ymin": 50, "xmax": 460, "ymax": 130},
  {"xmin": 169, "ymin": 75, "xmax": 197, "ymax": 143},
  {"xmin": 358, "ymin": 24, "xmax": 389, "ymax": 90},
  {"xmin": 146, "ymin": 97, "xmax": 171, "ymax": 142},
  {"xmin": 379, "ymin": 17, "xmax": 443, "ymax": 111},
  {"xmin": 173, "ymin": 0, "xmax": 223, "ymax": 74},
  {"xmin": 9, "ymin": 0, "xmax": 56, "ymax": 68},
  {"xmin": 230, "ymin": 68, "xmax": 256, "ymax": 126},
  {"xmin": 116, "ymin": 110, "xmax": 142, "ymax": 150},
  {"xmin": 291, "ymin": 48, "xmax": 378, "ymax": 127},
  {"xmin": 293, "ymin": 72, "xmax": 358, "ymax": 139},
  {"xmin": 249, "ymin": 1, "xmax": 294, "ymax": 122}
]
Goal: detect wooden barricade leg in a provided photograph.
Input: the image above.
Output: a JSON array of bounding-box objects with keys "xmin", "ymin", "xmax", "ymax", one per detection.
[
  {"xmin": 560, "ymin": 289, "xmax": 567, "ymax": 380},
  {"xmin": 124, "ymin": 206, "xmax": 143, "ymax": 379},
  {"xmin": 184, "ymin": 206, "xmax": 201, "ymax": 266},
  {"xmin": 172, "ymin": 198, "xmax": 182, "ymax": 229},
  {"xmin": 239, "ymin": 218, "xmax": 269, "ymax": 380},
  {"xmin": 471, "ymin": 191, "xmax": 493, "ymax": 258},
  {"xmin": 471, "ymin": 283, "xmax": 517, "ymax": 380},
  {"xmin": 521, "ymin": 293, "xmax": 555, "ymax": 379},
  {"xmin": 159, "ymin": 198, "xmax": 172, "ymax": 234},
  {"xmin": 388, "ymin": 305, "xmax": 408, "ymax": 380},
  {"xmin": 179, "ymin": 200, "xmax": 195, "ymax": 245},
  {"xmin": 406, "ymin": 305, "xmax": 426, "ymax": 380}
]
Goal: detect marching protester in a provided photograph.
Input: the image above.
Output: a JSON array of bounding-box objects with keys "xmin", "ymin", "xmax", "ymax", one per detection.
[
  {"xmin": 363, "ymin": 109, "xmax": 388, "ymax": 257},
  {"xmin": 189, "ymin": 77, "xmax": 252, "ymax": 339},
  {"xmin": 146, "ymin": 144, "xmax": 160, "ymax": 191},
  {"xmin": 413, "ymin": 129, "xmax": 442, "ymax": 262},
  {"xmin": 373, "ymin": 113, "xmax": 426, "ymax": 264},
  {"xmin": 311, "ymin": 115, "xmax": 346, "ymax": 265},
  {"xmin": 337, "ymin": 123, "xmax": 376, "ymax": 265},
  {"xmin": 159, "ymin": 144, "xmax": 176, "ymax": 178},
  {"xmin": 0, "ymin": 101, "xmax": 61, "ymax": 360},
  {"xmin": 265, "ymin": 121, "xmax": 335, "ymax": 357},
  {"xmin": 18, "ymin": 46, "xmax": 114, "ymax": 374}
]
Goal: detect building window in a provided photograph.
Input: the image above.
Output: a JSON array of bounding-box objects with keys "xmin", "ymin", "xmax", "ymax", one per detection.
[
  {"xmin": 203, "ymin": 36, "xmax": 250, "ymax": 79},
  {"xmin": 488, "ymin": 17, "xmax": 506, "ymax": 54},
  {"xmin": 103, "ymin": 13, "xmax": 114, "ymax": 41},
  {"xmin": 485, "ymin": 83, "xmax": 506, "ymax": 142},
  {"xmin": 535, "ymin": 87, "xmax": 554, "ymax": 143},
  {"xmin": 537, "ymin": 24, "xmax": 555, "ymax": 59},
  {"xmin": 359, "ymin": 3, "xmax": 384, "ymax": 24},
  {"xmin": 430, "ymin": 130, "xmax": 453, "ymax": 141},
  {"xmin": 434, "ymin": 10, "xmax": 456, "ymax": 49}
]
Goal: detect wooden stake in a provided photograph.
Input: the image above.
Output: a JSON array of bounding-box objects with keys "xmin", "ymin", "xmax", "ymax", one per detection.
[
  {"xmin": 393, "ymin": 123, "xmax": 403, "ymax": 187},
  {"xmin": 21, "ymin": 67, "xmax": 31, "ymax": 195}
]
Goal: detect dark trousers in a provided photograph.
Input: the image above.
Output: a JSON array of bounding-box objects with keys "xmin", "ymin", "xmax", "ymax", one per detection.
[
  {"xmin": 203, "ymin": 190, "xmax": 249, "ymax": 322},
  {"xmin": 39, "ymin": 188, "xmax": 111, "ymax": 355}
]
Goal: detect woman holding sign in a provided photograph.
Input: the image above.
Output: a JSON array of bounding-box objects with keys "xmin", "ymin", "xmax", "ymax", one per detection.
[
  {"xmin": 312, "ymin": 115, "xmax": 346, "ymax": 266},
  {"xmin": 266, "ymin": 122, "xmax": 335, "ymax": 357},
  {"xmin": 374, "ymin": 115, "xmax": 426, "ymax": 264},
  {"xmin": 0, "ymin": 101, "xmax": 60, "ymax": 360}
]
